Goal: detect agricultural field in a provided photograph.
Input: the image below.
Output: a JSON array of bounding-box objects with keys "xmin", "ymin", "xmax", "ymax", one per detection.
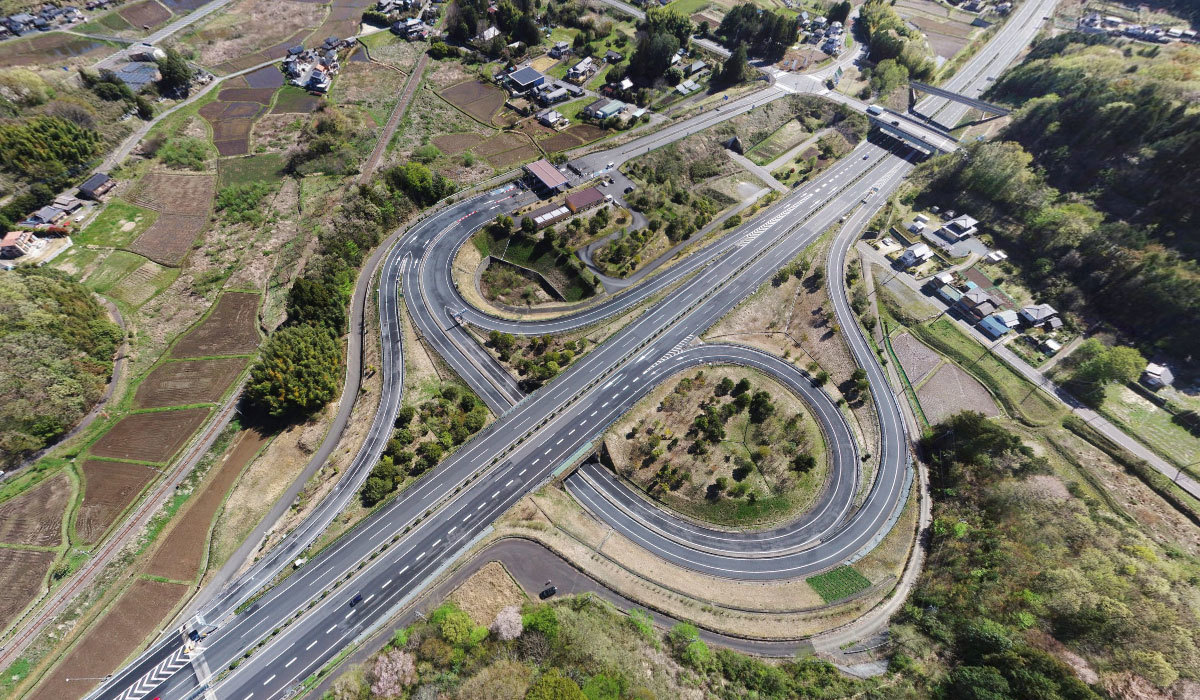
[
  {"xmin": 270, "ymin": 86, "xmax": 323, "ymax": 114},
  {"xmin": 889, "ymin": 332, "xmax": 942, "ymax": 385},
  {"xmin": 88, "ymin": 407, "xmax": 211, "ymax": 464},
  {"xmin": 359, "ymin": 28, "xmax": 424, "ymax": 72},
  {"xmin": 604, "ymin": 366, "xmax": 829, "ymax": 527},
  {"xmin": 117, "ymin": 0, "xmax": 172, "ymax": 30},
  {"xmin": 440, "ymin": 80, "xmax": 507, "ymax": 124},
  {"xmin": 174, "ymin": 0, "xmax": 325, "ymax": 73},
  {"xmin": 916, "ymin": 362, "xmax": 1000, "ymax": 424},
  {"xmin": 0, "ymin": 33, "xmax": 111, "ymax": 68},
  {"xmin": 1098, "ymin": 385, "xmax": 1200, "ymax": 469},
  {"xmin": 0, "ymin": 473, "xmax": 70, "ymax": 547},
  {"xmin": 199, "ymin": 89, "xmax": 272, "ymax": 156},
  {"xmin": 25, "ymin": 579, "xmax": 187, "ymax": 700},
  {"xmin": 74, "ymin": 199, "xmax": 158, "ymax": 249},
  {"xmin": 170, "ymin": 291, "xmax": 261, "ymax": 357},
  {"xmin": 133, "ymin": 357, "xmax": 249, "ymax": 408},
  {"xmin": 125, "ymin": 172, "xmax": 216, "ymax": 265},
  {"xmin": 143, "ymin": 429, "xmax": 267, "ymax": 582},
  {"xmin": 0, "ymin": 548, "xmax": 55, "ymax": 632},
  {"xmin": 893, "ymin": 0, "xmax": 980, "ymax": 60},
  {"xmin": 806, "ymin": 566, "xmax": 873, "ymax": 603},
  {"xmin": 331, "ymin": 58, "xmax": 404, "ymax": 127},
  {"xmin": 74, "ymin": 460, "xmax": 158, "ymax": 545}
]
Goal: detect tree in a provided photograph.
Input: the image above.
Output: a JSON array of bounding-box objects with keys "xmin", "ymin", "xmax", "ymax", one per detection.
[
  {"xmin": 827, "ymin": 0, "xmax": 851, "ymax": 24},
  {"xmin": 627, "ymin": 33, "xmax": 679, "ymax": 84},
  {"xmin": 156, "ymin": 47, "xmax": 193, "ymax": 96},
  {"xmin": 792, "ymin": 453, "xmax": 816, "ymax": 472},
  {"xmin": 715, "ymin": 377, "xmax": 735, "ymax": 396},
  {"xmin": 520, "ymin": 215, "xmax": 538, "ymax": 235},
  {"xmin": 1071, "ymin": 339, "xmax": 1145, "ymax": 387},
  {"xmin": 748, "ymin": 390, "xmax": 775, "ymax": 423},
  {"xmin": 286, "ymin": 277, "xmax": 347, "ymax": 332},
  {"xmin": 522, "ymin": 606, "xmax": 559, "ymax": 641},
  {"xmin": 716, "ymin": 44, "xmax": 749, "ymax": 86},
  {"xmin": 526, "ymin": 668, "xmax": 586, "ymax": 700},
  {"xmin": 643, "ymin": 6, "xmax": 692, "ymax": 44},
  {"xmin": 246, "ymin": 325, "xmax": 341, "ymax": 419},
  {"xmin": 439, "ymin": 607, "xmax": 474, "ymax": 645},
  {"xmin": 491, "ymin": 605, "xmax": 523, "ymax": 640},
  {"xmin": 369, "ymin": 649, "xmax": 416, "ymax": 698}
]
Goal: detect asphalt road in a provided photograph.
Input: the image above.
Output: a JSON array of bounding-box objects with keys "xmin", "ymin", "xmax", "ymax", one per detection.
[{"xmin": 88, "ymin": 3, "xmax": 1062, "ymax": 697}]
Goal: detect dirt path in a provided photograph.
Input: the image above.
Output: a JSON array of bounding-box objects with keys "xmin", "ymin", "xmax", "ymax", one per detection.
[{"xmin": 358, "ymin": 52, "xmax": 430, "ymax": 184}]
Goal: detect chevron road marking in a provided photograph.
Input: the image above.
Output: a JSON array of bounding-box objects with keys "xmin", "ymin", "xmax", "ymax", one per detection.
[{"xmin": 117, "ymin": 645, "xmax": 190, "ymax": 700}]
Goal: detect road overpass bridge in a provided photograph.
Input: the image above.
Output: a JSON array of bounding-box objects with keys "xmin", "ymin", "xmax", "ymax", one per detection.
[
  {"xmin": 909, "ymin": 80, "xmax": 1011, "ymax": 117},
  {"xmin": 869, "ymin": 110, "xmax": 959, "ymax": 154}
]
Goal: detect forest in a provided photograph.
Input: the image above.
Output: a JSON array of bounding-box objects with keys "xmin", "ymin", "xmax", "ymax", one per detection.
[
  {"xmin": 714, "ymin": 4, "xmax": 796, "ymax": 61},
  {"xmin": 0, "ymin": 268, "xmax": 121, "ymax": 469}
]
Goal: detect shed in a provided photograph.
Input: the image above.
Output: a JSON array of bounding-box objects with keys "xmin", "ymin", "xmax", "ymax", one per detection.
[
  {"xmin": 79, "ymin": 172, "xmax": 115, "ymax": 200},
  {"xmin": 1142, "ymin": 363, "xmax": 1175, "ymax": 389},
  {"xmin": 508, "ymin": 66, "xmax": 545, "ymax": 91},
  {"xmin": 565, "ymin": 187, "xmax": 604, "ymax": 212}
]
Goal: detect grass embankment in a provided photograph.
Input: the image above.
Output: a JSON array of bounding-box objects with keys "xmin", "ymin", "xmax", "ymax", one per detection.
[{"xmin": 472, "ymin": 227, "xmax": 597, "ymax": 303}]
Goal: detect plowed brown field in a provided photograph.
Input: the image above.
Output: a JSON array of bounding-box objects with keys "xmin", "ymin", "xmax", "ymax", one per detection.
[
  {"xmin": 89, "ymin": 408, "xmax": 211, "ymax": 464},
  {"xmin": 134, "ymin": 358, "xmax": 249, "ymax": 408},
  {"xmin": 171, "ymin": 292, "xmax": 260, "ymax": 358},
  {"xmin": 0, "ymin": 548, "xmax": 54, "ymax": 631},
  {"xmin": 0, "ymin": 473, "xmax": 69, "ymax": 546},
  {"xmin": 75, "ymin": 460, "xmax": 158, "ymax": 544}
]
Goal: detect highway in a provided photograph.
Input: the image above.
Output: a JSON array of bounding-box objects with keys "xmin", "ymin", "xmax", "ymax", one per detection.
[{"xmin": 87, "ymin": 2, "xmax": 1060, "ymax": 697}]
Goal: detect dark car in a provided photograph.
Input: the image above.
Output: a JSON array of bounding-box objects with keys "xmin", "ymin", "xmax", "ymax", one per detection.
[
  {"xmin": 539, "ymin": 586, "xmax": 558, "ymax": 600},
  {"xmin": 350, "ymin": 593, "xmax": 363, "ymax": 607},
  {"xmin": 624, "ymin": 186, "xmax": 634, "ymax": 194}
]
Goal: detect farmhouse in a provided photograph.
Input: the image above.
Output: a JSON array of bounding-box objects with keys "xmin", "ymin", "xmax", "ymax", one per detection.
[
  {"xmin": 604, "ymin": 50, "xmax": 623, "ymax": 63},
  {"xmin": 25, "ymin": 205, "xmax": 66, "ymax": 227},
  {"xmin": 549, "ymin": 41, "xmax": 571, "ymax": 58},
  {"xmin": 79, "ymin": 172, "xmax": 116, "ymax": 201},
  {"xmin": 113, "ymin": 61, "xmax": 161, "ymax": 91},
  {"xmin": 524, "ymin": 159, "xmax": 569, "ymax": 194},
  {"xmin": 958, "ymin": 288, "xmax": 997, "ymax": 320},
  {"xmin": 537, "ymin": 85, "xmax": 568, "ymax": 105},
  {"xmin": 1, "ymin": 231, "xmax": 44, "ymax": 259}
]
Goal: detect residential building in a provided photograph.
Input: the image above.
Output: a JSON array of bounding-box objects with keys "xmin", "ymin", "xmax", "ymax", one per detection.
[
  {"xmin": 979, "ymin": 313, "xmax": 1011, "ymax": 339},
  {"xmin": 897, "ymin": 242, "xmax": 932, "ymax": 268},
  {"xmin": 1018, "ymin": 303, "xmax": 1058, "ymax": 327},
  {"xmin": 675, "ymin": 79, "xmax": 700, "ymax": 95},
  {"xmin": 604, "ymin": 50, "xmax": 623, "ymax": 63},
  {"xmin": 549, "ymin": 41, "xmax": 571, "ymax": 58},
  {"xmin": 686, "ymin": 59, "xmax": 707, "ymax": 76},
  {"xmin": 583, "ymin": 98, "xmax": 623, "ymax": 120},
  {"xmin": 80, "ymin": 172, "xmax": 115, "ymax": 200},
  {"xmin": 536, "ymin": 109, "xmax": 565, "ymax": 127},
  {"xmin": 475, "ymin": 25, "xmax": 500, "ymax": 43},
  {"xmin": 995, "ymin": 309, "xmax": 1019, "ymax": 328},
  {"xmin": 958, "ymin": 288, "xmax": 997, "ymax": 320},
  {"xmin": 1041, "ymin": 338, "xmax": 1062, "ymax": 354},
  {"xmin": 984, "ymin": 250, "xmax": 1008, "ymax": 263},
  {"xmin": 538, "ymin": 86, "xmax": 568, "ymax": 105},
  {"xmin": 936, "ymin": 284, "xmax": 963, "ymax": 305},
  {"xmin": 939, "ymin": 214, "xmax": 979, "ymax": 240},
  {"xmin": 53, "ymin": 195, "xmax": 83, "ymax": 215},
  {"xmin": 567, "ymin": 56, "xmax": 596, "ymax": 82},
  {"xmin": 26, "ymin": 206, "xmax": 65, "ymax": 227},
  {"xmin": 1, "ymin": 230, "xmax": 43, "ymax": 258},
  {"xmin": 1142, "ymin": 363, "xmax": 1175, "ymax": 389}
]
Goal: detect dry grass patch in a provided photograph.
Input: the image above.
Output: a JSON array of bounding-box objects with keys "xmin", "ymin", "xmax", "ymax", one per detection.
[
  {"xmin": 183, "ymin": 0, "xmax": 325, "ymax": 69},
  {"xmin": 448, "ymin": 561, "xmax": 528, "ymax": 626}
]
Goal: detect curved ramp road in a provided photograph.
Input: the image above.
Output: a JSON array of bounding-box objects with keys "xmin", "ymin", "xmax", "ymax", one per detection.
[{"xmin": 88, "ymin": 3, "xmax": 1063, "ymax": 696}]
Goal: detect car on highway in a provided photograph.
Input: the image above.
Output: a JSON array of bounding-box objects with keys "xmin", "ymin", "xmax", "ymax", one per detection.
[
  {"xmin": 349, "ymin": 593, "xmax": 363, "ymax": 607},
  {"xmin": 863, "ymin": 154, "xmax": 869, "ymax": 160},
  {"xmin": 539, "ymin": 585, "xmax": 558, "ymax": 599}
]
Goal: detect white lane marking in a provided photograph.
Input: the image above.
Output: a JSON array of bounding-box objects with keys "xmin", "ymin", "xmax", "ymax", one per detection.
[
  {"xmin": 556, "ymin": 438, "xmax": 563, "ymax": 445},
  {"xmin": 505, "ymin": 479, "xmax": 513, "ymax": 487},
  {"xmin": 544, "ymin": 448, "xmax": 552, "ymax": 455},
  {"xmin": 602, "ymin": 401, "xmax": 609, "ymax": 408},
  {"xmin": 417, "ymin": 552, "xmax": 426, "ymax": 560},
  {"xmin": 567, "ymin": 429, "xmax": 576, "ymax": 436},
  {"xmin": 491, "ymin": 490, "xmax": 500, "ymax": 499},
  {"xmin": 532, "ymin": 458, "xmax": 540, "ymax": 465},
  {"xmin": 448, "ymin": 526, "xmax": 456, "ymax": 534},
  {"xmin": 345, "ymin": 610, "xmax": 354, "ymax": 619},
  {"xmin": 463, "ymin": 513, "xmax": 471, "ymax": 522},
  {"xmin": 382, "ymin": 579, "xmax": 392, "ymax": 588},
  {"xmin": 364, "ymin": 594, "xmax": 375, "ymax": 604},
  {"xmin": 621, "ymin": 384, "xmax": 629, "ymax": 391},
  {"xmin": 244, "ymin": 694, "xmax": 255, "ymax": 700},
  {"xmin": 518, "ymin": 468, "xmax": 526, "ymax": 476},
  {"xmin": 477, "ymin": 502, "xmax": 485, "ymax": 510},
  {"xmin": 399, "ymin": 565, "xmax": 409, "ymax": 575},
  {"xmin": 285, "ymin": 657, "xmax": 296, "ymax": 668},
  {"xmin": 590, "ymin": 410, "xmax": 597, "ymax": 417},
  {"xmin": 326, "ymin": 624, "xmax": 336, "ymax": 633},
  {"xmin": 264, "ymin": 675, "xmax": 276, "ymax": 685},
  {"xmin": 306, "ymin": 640, "xmax": 318, "ymax": 651}
]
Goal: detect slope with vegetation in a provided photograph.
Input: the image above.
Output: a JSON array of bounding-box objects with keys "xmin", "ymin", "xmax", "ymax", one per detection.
[{"xmin": 0, "ymin": 268, "xmax": 121, "ymax": 469}]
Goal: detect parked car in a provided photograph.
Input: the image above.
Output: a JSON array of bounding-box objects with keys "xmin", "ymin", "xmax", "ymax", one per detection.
[{"xmin": 539, "ymin": 585, "xmax": 558, "ymax": 599}]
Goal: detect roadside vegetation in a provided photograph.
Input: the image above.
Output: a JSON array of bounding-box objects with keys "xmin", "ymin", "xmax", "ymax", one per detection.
[
  {"xmin": 326, "ymin": 594, "xmax": 892, "ymax": 699},
  {"xmin": 472, "ymin": 215, "xmax": 599, "ymax": 304},
  {"xmin": 359, "ymin": 381, "xmax": 489, "ymax": 507},
  {"xmin": 0, "ymin": 268, "xmax": 121, "ymax": 469}
]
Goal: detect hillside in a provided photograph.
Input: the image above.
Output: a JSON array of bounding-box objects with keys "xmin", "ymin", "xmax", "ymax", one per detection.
[{"xmin": 0, "ymin": 267, "xmax": 120, "ymax": 468}]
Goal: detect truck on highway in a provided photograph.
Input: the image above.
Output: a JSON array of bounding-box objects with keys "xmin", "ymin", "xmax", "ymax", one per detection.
[{"xmin": 866, "ymin": 104, "xmax": 883, "ymax": 116}]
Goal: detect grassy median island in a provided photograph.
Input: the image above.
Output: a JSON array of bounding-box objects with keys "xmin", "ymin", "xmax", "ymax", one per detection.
[
  {"xmin": 603, "ymin": 366, "xmax": 829, "ymax": 528},
  {"xmin": 472, "ymin": 217, "xmax": 599, "ymax": 304}
]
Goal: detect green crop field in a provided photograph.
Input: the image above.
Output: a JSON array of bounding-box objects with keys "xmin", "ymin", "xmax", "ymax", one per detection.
[{"xmin": 806, "ymin": 566, "xmax": 872, "ymax": 603}]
